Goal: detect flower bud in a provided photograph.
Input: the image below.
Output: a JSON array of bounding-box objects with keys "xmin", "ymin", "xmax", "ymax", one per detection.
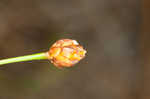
[{"xmin": 47, "ymin": 39, "xmax": 87, "ymax": 68}]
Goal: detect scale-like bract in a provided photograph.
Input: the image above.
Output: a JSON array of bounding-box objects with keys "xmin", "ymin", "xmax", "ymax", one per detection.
[{"xmin": 47, "ymin": 39, "xmax": 87, "ymax": 68}]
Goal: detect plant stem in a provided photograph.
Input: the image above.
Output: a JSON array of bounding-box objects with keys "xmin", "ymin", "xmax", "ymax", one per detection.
[{"xmin": 0, "ymin": 52, "xmax": 48, "ymax": 65}]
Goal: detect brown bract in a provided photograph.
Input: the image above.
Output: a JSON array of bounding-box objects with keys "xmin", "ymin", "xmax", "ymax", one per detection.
[{"xmin": 47, "ymin": 39, "xmax": 87, "ymax": 68}]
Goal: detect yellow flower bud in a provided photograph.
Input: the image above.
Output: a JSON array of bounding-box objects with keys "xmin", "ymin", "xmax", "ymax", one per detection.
[{"xmin": 47, "ymin": 39, "xmax": 87, "ymax": 68}]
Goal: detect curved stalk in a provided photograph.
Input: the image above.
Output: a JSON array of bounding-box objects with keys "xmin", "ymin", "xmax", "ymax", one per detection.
[{"xmin": 0, "ymin": 52, "xmax": 47, "ymax": 65}]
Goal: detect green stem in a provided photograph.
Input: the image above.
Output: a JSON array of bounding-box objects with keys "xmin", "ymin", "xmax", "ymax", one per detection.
[{"xmin": 0, "ymin": 52, "xmax": 48, "ymax": 65}]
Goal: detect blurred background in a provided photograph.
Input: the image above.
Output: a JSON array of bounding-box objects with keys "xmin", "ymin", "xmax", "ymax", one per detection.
[{"xmin": 0, "ymin": 0, "xmax": 142, "ymax": 99}]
